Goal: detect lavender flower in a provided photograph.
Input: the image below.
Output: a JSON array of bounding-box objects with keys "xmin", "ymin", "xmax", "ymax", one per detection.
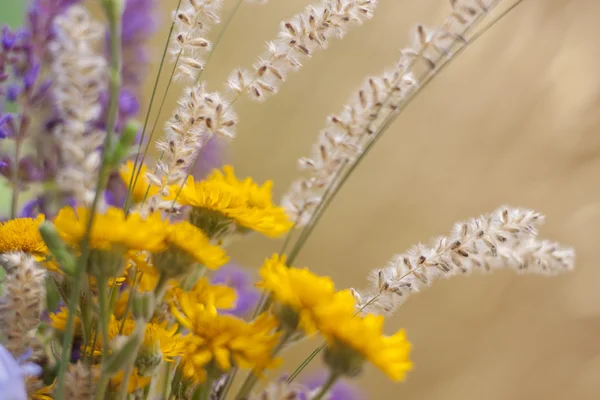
[
  {"xmin": 0, "ymin": 345, "xmax": 42, "ymax": 400},
  {"xmin": 302, "ymin": 372, "xmax": 364, "ymax": 400},
  {"xmin": 212, "ymin": 264, "xmax": 260, "ymax": 317},
  {"xmin": 121, "ymin": 0, "xmax": 158, "ymax": 89}
]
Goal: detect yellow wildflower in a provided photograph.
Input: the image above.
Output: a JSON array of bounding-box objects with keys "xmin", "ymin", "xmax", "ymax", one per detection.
[
  {"xmin": 172, "ymin": 292, "xmax": 279, "ymax": 383},
  {"xmin": 30, "ymin": 380, "xmax": 54, "ymax": 400},
  {"xmin": 53, "ymin": 206, "xmax": 166, "ymax": 252},
  {"xmin": 152, "ymin": 220, "xmax": 228, "ymax": 278},
  {"xmin": 91, "ymin": 315, "xmax": 184, "ymax": 364},
  {"xmin": 170, "ymin": 277, "xmax": 236, "ymax": 310},
  {"xmin": 171, "ymin": 166, "xmax": 293, "ymax": 238},
  {"xmin": 50, "ymin": 307, "xmax": 82, "ymax": 335},
  {"xmin": 318, "ymin": 292, "xmax": 413, "ymax": 381},
  {"xmin": 119, "ymin": 160, "xmax": 160, "ymax": 203},
  {"xmin": 110, "ymin": 368, "xmax": 152, "ymax": 394},
  {"xmin": 257, "ymin": 254, "xmax": 337, "ymax": 333},
  {"xmin": 0, "ymin": 215, "xmax": 47, "ymax": 256}
]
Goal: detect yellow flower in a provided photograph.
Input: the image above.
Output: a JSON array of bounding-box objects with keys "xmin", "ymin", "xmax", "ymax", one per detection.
[
  {"xmin": 50, "ymin": 307, "xmax": 82, "ymax": 335},
  {"xmin": 0, "ymin": 215, "xmax": 47, "ymax": 256},
  {"xmin": 110, "ymin": 368, "xmax": 152, "ymax": 394},
  {"xmin": 30, "ymin": 380, "xmax": 54, "ymax": 400},
  {"xmin": 170, "ymin": 277, "xmax": 236, "ymax": 310},
  {"xmin": 172, "ymin": 166, "xmax": 293, "ymax": 238},
  {"xmin": 318, "ymin": 292, "xmax": 413, "ymax": 381},
  {"xmin": 172, "ymin": 292, "xmax": 279, "ymax": 382},
  {"xmin": 53, "ymin": 206, "xmax": 165, "ymax": 252},
  {"xmin": 257, "ymin": 254, "xmax": 337, "ymax": 333},
  {"xmin": 90, "ymin": 316, "xmax": 184, "ymax": 363},
  {"xmin": 152, "ymin": 220, "xmax": 228, "ymax": 278},
  {"xmin": 119, "ymin": 160, "xmax": 160, "ymax": 203}
]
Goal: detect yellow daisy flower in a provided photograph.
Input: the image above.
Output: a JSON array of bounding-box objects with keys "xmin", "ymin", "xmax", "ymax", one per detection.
[
  {"xmin": 170, "ymin": 277, "xmax": 236, "ymax": 311},
  {"xmin": 318, "ymin": 292, "xmax": 413, "ymax": 381},
  {"xmin": 0, "ymin": 215, "xmax": 47, "ymax": 256},
  {"xmin": 53, "ymin": 206, "xmax": 165, "ymax": 252},
  {"xmin": 49, "ymin": 307, "xmax": 82, "ymax": 335},
  {"xmin": 91, "ymin": 316, "xmax": 184, "ymax": 364},
  {"xmin": 171, "ymin": 166, "xmax": 293, "ymax": 238},
  {"xmin": 110, "ymin": 368, "xmax": 152, "ymax": 394},
  {"xmin": 257, "ymin": 254, "xmax": 338, "ymax": 333},
  {"xmin": 30, "ymin": 380, "xmax": 54, "ymax": 400},
  {"xmin": 119, "ymin": 160, "xmax": 160, "ymax": 203},
  {"xmin": 171, "ymin": 291, "xmax": 279, "ymax": 383},
  {"xmin": 152, "ymin": 220, "xmax": 228, "ymax": 278}
]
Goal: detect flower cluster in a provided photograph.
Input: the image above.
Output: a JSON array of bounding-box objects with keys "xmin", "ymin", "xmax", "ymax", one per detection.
[{"xmin": 0, "ymin": 0, "xmax": 577, "ymax": 399}]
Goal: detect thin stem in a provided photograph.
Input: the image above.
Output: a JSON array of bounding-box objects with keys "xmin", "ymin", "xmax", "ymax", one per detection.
[
  {"xmin": 95, "ymin": 275, "xmax": 112, "ymax": 400},
  {"xmin": 125, "ymin": 0, "xmax": 183, "ymax": 212},
  {"xmin": 285, "ymin": 295, "xmax": 382, "ymax": 383},
  {"xmin": 116, "ymin": 273, "xmax": 169, "ymax": 400},
  {"xmin": 312, "ymin": 372, "xmax": 340, "ymax": 400},
  {"xmin": 286, "ymin": 343, "xmax": 326, "ymax": 383},
  {"xmin": 162, "ymin": 362, "xmax": 172, "ymax": 400},
  {"xmin": 125, "ymin": 51, "xmax": 181, "ymax": 213},
  {"xmin": 193, "ymin": 378, "xmax": 214, "ymax": 400},
  {"xmin": 196, "ymin": 0, "xmax": 244, "ymax": 84},
  {"xmin": 54, "ymin": 1, "xmax": 123, "ymax": 396},
  {"xmin": 131, "ymin": 0, "xmax": 242, "ymax": 211}
]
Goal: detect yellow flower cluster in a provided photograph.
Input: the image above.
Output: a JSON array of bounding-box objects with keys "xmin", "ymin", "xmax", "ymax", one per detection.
[
  {"xmin": 257, "ymin": 254, "xmax": 413, "ymax": 381},
  {"xmin": 170, "ymin": 166, "xmax": 293, "ymax": 238},
  {"xmin": 53, "ymin": 206, "xmax": 165, "ymax": 252},
  {"xmin": 172, "ymin": 290, "xmax": 280, "ymax": 383}
]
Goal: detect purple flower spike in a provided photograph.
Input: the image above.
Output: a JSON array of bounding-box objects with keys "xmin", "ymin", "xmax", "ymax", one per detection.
[
  {"xmin": 6, "ymin": 84, "xmax": 21, "ymax": 102},
  {"xmin": 2, "ymin": 26, "xmax": 17, "ymax": 50},
  {"xmin": 23, "ymin": 63, "xmax": 40, "ymax": 91},
  {"xmin": 212, "ymin": 264, "xmax": 260, "ymax": 317}
]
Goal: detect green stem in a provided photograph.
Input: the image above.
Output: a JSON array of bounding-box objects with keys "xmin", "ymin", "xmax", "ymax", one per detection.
[
  {"xmin": 161, "ymin": 362, "xmax": 172, "ymax": 399},
  {"xmin": 312, "ymin": 372, "xmax": 340, "ymax": 400},
  {"xmin": 195, "ymin": 0, "xmax": 243, "ymax": 84},
  {"xmin": 95, "ymin": 275, "xmax": 112, "ymax": 400},
  {"xmin": 116, "ymin": 273, "xmax": 169, "ymax": 400},
  {"xmin": 193, "ymin": 378, "xmax": 214, "ymax": 400},
  {"xmin": 54, "ymin": 1, "xmax": 122, "ymax": 396},
  {"xmin": 286, "ymin": 343, "xmax": 326, "ymax": 383}
]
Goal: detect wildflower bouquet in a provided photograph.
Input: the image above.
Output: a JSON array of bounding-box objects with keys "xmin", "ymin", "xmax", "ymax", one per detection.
[{"xmin": 0, "ymin": 0, "xmax": 576, "ymax": 399}]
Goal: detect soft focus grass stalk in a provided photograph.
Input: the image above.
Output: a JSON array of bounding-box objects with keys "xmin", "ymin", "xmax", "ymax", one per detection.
[{"xmin": 54, "ymin": 0, "xmax": 123, "ymax": 397}]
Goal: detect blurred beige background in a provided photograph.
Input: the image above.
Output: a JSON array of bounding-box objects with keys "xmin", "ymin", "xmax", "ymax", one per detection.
[{"xmin": 146, "ymin": 0, "xmax": 600, "ymax": 398}]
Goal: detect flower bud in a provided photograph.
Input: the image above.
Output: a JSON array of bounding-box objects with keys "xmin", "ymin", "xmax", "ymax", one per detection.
[{"xmin": 132, "ymin": 291, "xmax": 155, "ymax": 321}]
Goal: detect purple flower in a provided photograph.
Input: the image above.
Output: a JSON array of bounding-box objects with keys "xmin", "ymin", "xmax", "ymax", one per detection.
[
  {"xmin": 1, "ymin": 26, "xmax": 18, "ymax": 50},
  {"xmin": 120, "ymin": 0, "xmax": 158, "ymax": 89},
  {"xmin": 302, "ymin": 371, "xmax": 364, "ymax": 400},
  {"xmin": 0, "ymin": 345, "xmax": 42, "ymax": 400},
  {"xmin": 212, "ymin": 264, "xmax": 260, "ymax": 317},
  {"xmin": 6, "ymin": 85, "xmax": 20, "ymax": 102},
  {"xmin": 119, "ymin": 89, "xmax": 139, "ymax": 117}
]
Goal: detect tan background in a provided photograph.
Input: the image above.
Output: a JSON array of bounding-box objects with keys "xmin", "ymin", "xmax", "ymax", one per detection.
[{"xmin": 146, "ymin": 0, "xmax": 600, "ymax": 398}]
